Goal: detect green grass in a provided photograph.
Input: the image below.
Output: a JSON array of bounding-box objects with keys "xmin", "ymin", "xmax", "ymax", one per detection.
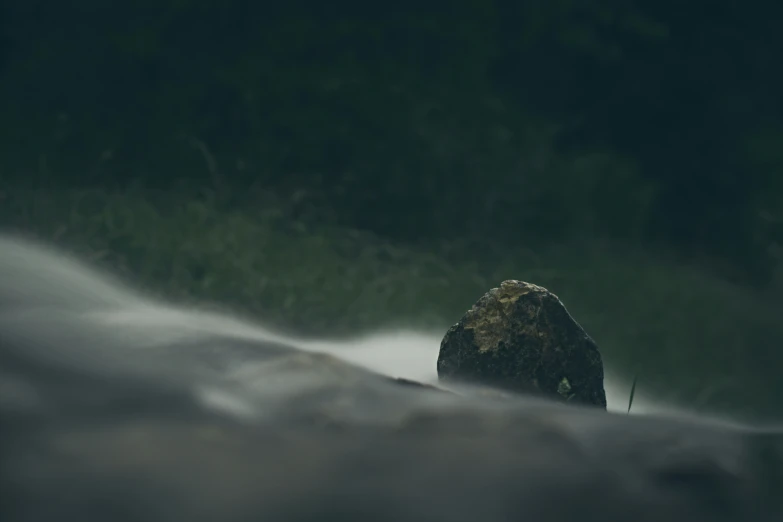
[{"xmin": 2, "ymin": 185, "xmax": 783, "ymax": 421}]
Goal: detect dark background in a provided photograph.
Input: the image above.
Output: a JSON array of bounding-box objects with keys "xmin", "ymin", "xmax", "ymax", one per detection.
[{"xmin": 2, "ymin": 0, "xmax": 783, "ymax": 419}]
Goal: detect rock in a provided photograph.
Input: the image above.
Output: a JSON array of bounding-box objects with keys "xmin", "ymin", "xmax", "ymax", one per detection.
[{"xmin": 437, "ymin": 279, "xmax": 607, "ymax": 408}]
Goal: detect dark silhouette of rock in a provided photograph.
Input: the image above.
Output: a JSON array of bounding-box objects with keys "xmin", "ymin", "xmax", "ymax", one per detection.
[{"xmin": 437, "ymin": 280, "xmax": 607, "ymax": 408}]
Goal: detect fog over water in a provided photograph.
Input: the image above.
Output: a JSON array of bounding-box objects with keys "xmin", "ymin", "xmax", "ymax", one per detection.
[
  {"xmin": 4, "ymin": 233, "xmax": 782, "ymax": 522},
  {"xmin": 0, "ymin": 233, "xmax": 674, "ymax": 417},
  {"xmin": 299, "ymin": 330, "xmax": 673, "ymax": 415}
]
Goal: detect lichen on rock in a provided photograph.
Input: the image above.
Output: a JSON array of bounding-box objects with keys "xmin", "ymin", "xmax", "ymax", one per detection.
[{"xmin": 437, "ymin": 280, "xmax": 607, "ymax": 409}]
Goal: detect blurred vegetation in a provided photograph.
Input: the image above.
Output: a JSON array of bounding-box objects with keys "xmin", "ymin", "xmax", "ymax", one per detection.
[
  {"xmin": 1, "ymin": 1, "xmax": 783, "ymax": 419},
  {"xmin": 2, "ymin": 0, "xmax": 783, "ymax": 281}
]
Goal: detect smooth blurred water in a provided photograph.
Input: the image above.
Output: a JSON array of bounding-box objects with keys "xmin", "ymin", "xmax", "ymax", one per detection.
[
  {"xmin": 298, "ymin": 329, "xmax": 678, "ymax": 415},
  {"xmin": 0, "ymin": 233, "xmax": 679, "ymax": 417},
  {"xmin": 5, "ymin": 233, "xmax": 781, "ymax": 522}
]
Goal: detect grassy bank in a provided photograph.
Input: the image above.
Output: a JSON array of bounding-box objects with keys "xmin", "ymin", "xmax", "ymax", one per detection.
[{"xmin": 2, "ymin": 186, "xmax": 782, "ymax": 421}]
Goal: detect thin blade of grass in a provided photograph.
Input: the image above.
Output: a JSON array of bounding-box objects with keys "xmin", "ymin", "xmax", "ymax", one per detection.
[{"xmin": 627, "ymin": 373, "xmax": 638, "ymax": 414}]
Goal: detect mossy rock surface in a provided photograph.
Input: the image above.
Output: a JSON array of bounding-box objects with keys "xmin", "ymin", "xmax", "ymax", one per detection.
[{"xmin": 437, "ymin": 280, "xmax": 607, "ymax": 409}]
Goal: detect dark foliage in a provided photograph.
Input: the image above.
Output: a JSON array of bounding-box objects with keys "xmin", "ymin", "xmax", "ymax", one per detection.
[{"xmin": 1, "ymin": 0, "xmax": 781, "ymax": 281}]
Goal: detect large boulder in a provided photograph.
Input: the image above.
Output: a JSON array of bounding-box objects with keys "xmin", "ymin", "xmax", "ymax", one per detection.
[{"xmin": 437, "ymin": 280, "xmax": 607, "ymax": 408}]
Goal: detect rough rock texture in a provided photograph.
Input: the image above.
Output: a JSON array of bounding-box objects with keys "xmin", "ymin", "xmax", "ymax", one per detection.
[{"xmin": 437, "ymin": 280, "xmax": 607, "ymax": 408}]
